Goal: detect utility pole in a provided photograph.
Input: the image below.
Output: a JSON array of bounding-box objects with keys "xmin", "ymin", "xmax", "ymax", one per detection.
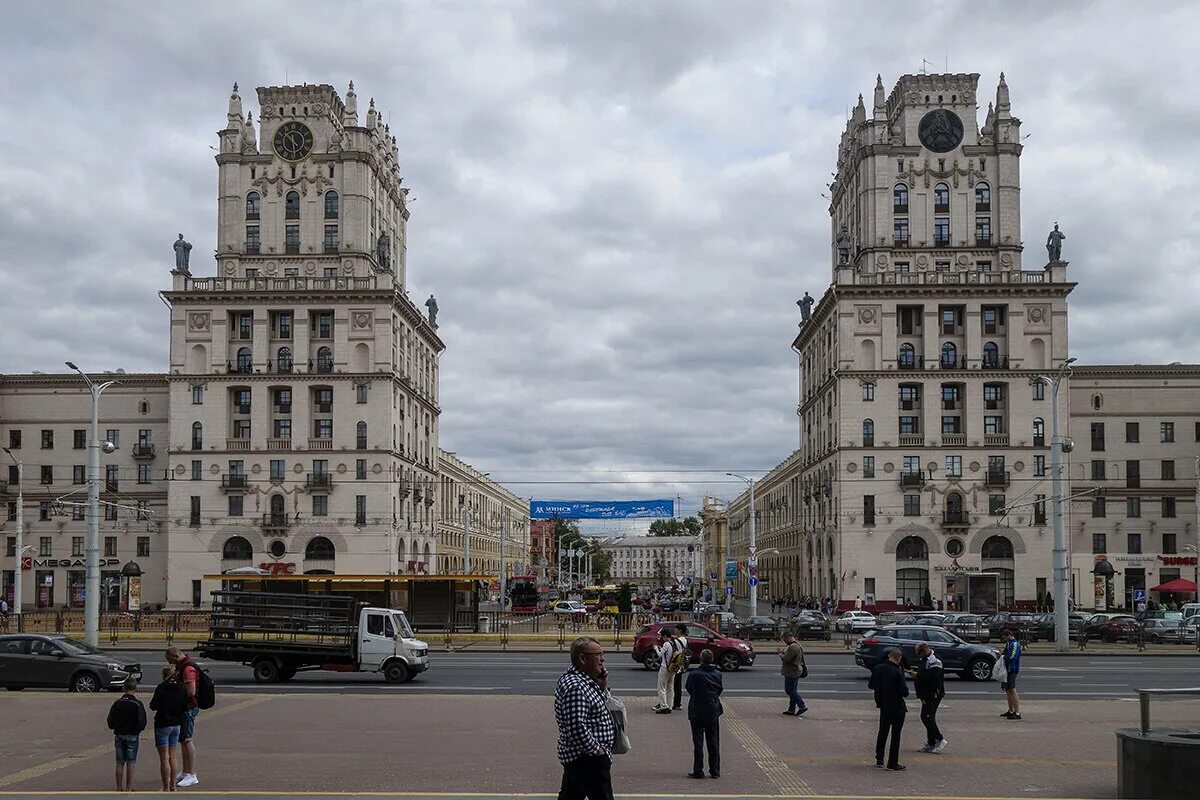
[
  {"xmin": 461, "ymin": 498, "xmax": 471, "ymax": 573},
  {"xmin": 499, "ymin": 506, "xmax": 507, "ymax": 610},
  {"xmin": 1033, "ymin": 358, "xmax": 1075, "ymax": 654},
  {"xmin": 2, "ymin": 450, "xmax": 21, "ymax": 615},
  {"xmin": 728, "ymin": 473, "xmax": 758, "ymax": 617}
]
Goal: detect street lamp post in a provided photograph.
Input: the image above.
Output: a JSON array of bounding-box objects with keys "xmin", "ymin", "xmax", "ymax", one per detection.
[
  {"xmin": 1032, "ymin": 357, "xmax": 1076, "ymax": 654},
  {"xmin": 728, "ymin": 473, "xmax": 757, "ymax": 617},
  {"xmin": 66, "ymin": 362, "xmax": 119, "ymax": 648},
  {"xmin": 2, "ymin": 449, "xmax": 21, "ymax": 616},
  {"xmin": 461, "ymin": 499, "xmax": 471, "ymax": 574}
]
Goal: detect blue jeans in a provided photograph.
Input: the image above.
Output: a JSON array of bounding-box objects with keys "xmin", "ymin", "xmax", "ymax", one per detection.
[
  {"xmin": 180, "ymin": 706, "xmax": 199, "ymax": 743},
  {"xmin": 114, "ymin": 734, "xmax": 139, "ymax": 764},
  {"xmin": 783, "ymin": 676, "xmax": 807, "ymax": 713},
  {"xmin": 154, "ymin": 726, "xmax": 180, "ymax": 749}
]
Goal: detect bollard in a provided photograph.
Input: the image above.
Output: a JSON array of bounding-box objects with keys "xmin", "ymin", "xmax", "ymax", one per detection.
[
  {"xmin": 612, "ymin": 616, "xmax": 621, "ymax": 651},
  {"xmin": 501, "ymin": 620, "xmax": 509, "ymax": 652},
  {"xmin": 1137, "ymin": 629, "xmax": 1146, "ymax": 652},
  {"xmin": 558, "ymin": 621, "xmax": 567, "ymax": 651}
]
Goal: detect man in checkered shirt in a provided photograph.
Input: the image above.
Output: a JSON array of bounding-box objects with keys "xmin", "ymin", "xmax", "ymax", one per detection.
[{"xmin": 554, "ymin": 637, "xmax": 615, "ymax": 800}]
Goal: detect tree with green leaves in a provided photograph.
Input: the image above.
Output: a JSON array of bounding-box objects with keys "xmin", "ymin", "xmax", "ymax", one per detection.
[{"xmin": 648, "ymin": 516, "xmax": 701, "ymax": 536}]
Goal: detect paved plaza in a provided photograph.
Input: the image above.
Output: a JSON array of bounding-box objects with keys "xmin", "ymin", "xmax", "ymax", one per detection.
[{"xmin": 1, "ymin": 687, "xmax": 1195, "ymax": 798}]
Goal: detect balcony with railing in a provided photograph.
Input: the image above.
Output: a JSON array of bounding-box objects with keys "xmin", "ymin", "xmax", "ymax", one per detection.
[
  {"xmin": 266, "ymin": 437, "xmax": 292, "ymax": 450},
  {"xmin": 940, "ymin": 357, "xmax": 968, "ymax": 370},
  {"xmin": 898, "ymin": 434, "xmax": 924, "ymax": 446},
  {"xmin": 313, "ymin": 358, "xmax": 334, "ymax": 374},
  {"xmin": 220, "ymin": 474, "xmax": 248, "ymax": 492},
  {"xmin": 308, "ymin": 438, "xmax": 333, "ymax": 451},
  {"xmin": 981, "ymin": 355, "xmax": 1010, "ymax": 370},
  {"xmin": 900, "ymin": 472, "xmax": 925, "ymax": 488},
  {"xmin": 933, "ymin": 235, "xmax": 951, "ymax": 248},
  {"xmin": 893, "ymin": 235, "xmax": 910, "ymax": 247},
  {"xmin": 305, "ymin": 473, "xmax": 333, "ymax": 491},
  {"xmin": 984, "ymin": 434, "xmax": 1010, "ymax": 446},
  {"xmin": 975, "ymin": 235, "xmax": 992, "ymax": 247},
  {"xmin": 897, "ymin": 355, "xmax": 925, "ymax": 370},
  {"xmin": 985, "ymin": 470, "xmax": 1010, "ymax": 488},
  {"xmin": 261, "ymin": 512, "xmax": 290, "ymax": 531},
  {"xmin": 266, "ymin": 359, "xmax": 294, "ymax": 374},
  {"xmin": 131, "ymin": 443, "xmax": 156, "ymax": 459},
  {"xmin": 941, "ymin": 433, "xmax": 967, "ymax": 446},
  {"xmin": 942, "ymin": 510, "xmax": 969, "ymax": 527},
  {"xmin": 226, "ymin": 438, "xmax": 251, "ymax": 452}
]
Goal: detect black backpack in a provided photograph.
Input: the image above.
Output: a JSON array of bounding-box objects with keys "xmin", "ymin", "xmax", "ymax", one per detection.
[{"xmin": 181, "ymin": 658, "xmax": 216, "ymax": 710}]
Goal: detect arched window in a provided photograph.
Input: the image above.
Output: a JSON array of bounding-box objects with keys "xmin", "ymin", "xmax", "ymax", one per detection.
[
  {"xmin": 982, "ymin": 535, "xmax": 1014, "ymax": 560},
  {"xmin": 276, "ymin": 346, "xmax": 293, "ymax": 373},
  {"xmin": 941, "ymin": 342, "xmax": 958, "ymax": 368},
  {"xmin": 305, "ymin": 536, "xmax": 335, "ymax": 560},
  {"xmin": 898, "ymin": 342, "xmax": 915, "ymax": 368},
  {"xmin": 356, "ymin": 421, "xmax": 367, "ymax": 450},
  {"xmin": 324, "ymin": 191, "xmax": 339, "ymax": 219},
  {"xmin": 934, "ymin": 182, "xmax": 950, "ymax": 213},
  {"xmin": 945, "ymin": 492, "xmax": 965, "ymax": 521},
  {"xmin": 269, "ymin": 494, "xmax": 285, "ymax": 517},
  {"xmin": 316, "ymin": 346, "xmax": 333, "ymax": 373},
  {"xmin": 982, "ymin": 341, "xmax": 999, "ymax": 368},
  {"xmin": 245, "ymin": 192, "xmax": 260, "ymax": 220},
  {"xmin": 975, "ymin": 182, "xmax": 991, "ymax": 212},
  {"xmin": 285, "ymin": 190, "xmax": 300, "ymax": 220},
  {"xmin": 236, "ymin": 347, "xmax": 252, "ymax": 374},
  {"xmin": 191, "ymin": 422, "xmax": 203, "ymax": 450},
  {"xmin": 862, "ymin": 419, "xmax": 875, "ymax": 446},
  {"xmin": 222, "ymin": 536, "xmax": 252, "ymax": 560},
  {"xmin": 893, "ymin": 183, "xmax": 909, "ymax": 214},
  {"xmin": 896, "ymin": 536, "xmax": 928, "ymax": 561},
  {"xmin": 1033, "ymin": 417, "xmax": 1045, "ymax": 446}
]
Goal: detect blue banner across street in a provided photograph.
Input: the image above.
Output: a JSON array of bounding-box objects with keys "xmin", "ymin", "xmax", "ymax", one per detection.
[{"xmin": 528, "ymin": 499, "xmax": 675, "ymax": 519}]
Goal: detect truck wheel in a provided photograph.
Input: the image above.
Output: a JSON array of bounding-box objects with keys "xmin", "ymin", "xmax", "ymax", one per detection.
[
  {"xmin": 253, "ymin": 659, "xmax": 280, "ymax": 683},
  {"xmin": 384, "ymin": 662, "xmax": 410, "ymax": 684}
]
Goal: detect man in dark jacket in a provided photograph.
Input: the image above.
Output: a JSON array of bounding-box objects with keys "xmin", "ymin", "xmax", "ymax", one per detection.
[
  {"xmin": 107, "ymin": 676, "xmax": 147, "ymax": 791},
  {"xmin": 685, "ymin": 649, "xmax": 723, "ymax": 779},
  {"xmin": 868, "ymin": 648, "xmax": 909, "ymax": 771},
  {"xmin": 910, "ymin": 642, "xmax": 946, "ymax": 753}
]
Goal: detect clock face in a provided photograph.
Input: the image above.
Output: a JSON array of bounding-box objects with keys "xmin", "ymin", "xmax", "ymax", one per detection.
[
  {"xmin": 918, "ymin": 109, "xmax": 964, "ymax": 153},
  {"xmin": 273, "ymin": 121, "xmax": 315, "ymax": 161}
]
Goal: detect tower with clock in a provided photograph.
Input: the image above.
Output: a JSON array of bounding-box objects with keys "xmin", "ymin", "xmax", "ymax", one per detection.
[{"xmin": 160, "ymin": 82, "xmax": 444, "ymax": 603}]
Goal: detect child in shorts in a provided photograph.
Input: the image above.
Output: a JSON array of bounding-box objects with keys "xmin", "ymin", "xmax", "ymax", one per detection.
[
  {"xmin": 149, "ymin": 665, "xmax": 187, "ymax": 791},
  {"xmin": 106, "ymin": 676, "xmax": 147, "ymax": 791}
]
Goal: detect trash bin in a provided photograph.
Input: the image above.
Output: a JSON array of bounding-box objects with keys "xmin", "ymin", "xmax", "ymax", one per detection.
[{"xmin": 478, "ymin": 615, "xmax": 491, "ymax": 634}]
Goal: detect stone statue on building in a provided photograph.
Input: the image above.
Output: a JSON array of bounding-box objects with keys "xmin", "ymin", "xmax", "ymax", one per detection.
[
  {"xmin": 376, "ymin": 232, "xmax": 391, "ymax": 267},
  {"xmin": 835, "ymin": 224, "xmax": 851, "ymax": 265},
  {"xmin": 173, "ymin": 234, "xmax": 192, "ymax": 270},
  {"xmin": 1046, "ymin": 222, "xmax": 1066, "ymax": 262},
  {"xmin": 425, "ymin": 294, "xmax": 438, "ymax": 327},
  {"xmin": 797, "ymin": 291, "xmax": 814, "ymax": 323}
]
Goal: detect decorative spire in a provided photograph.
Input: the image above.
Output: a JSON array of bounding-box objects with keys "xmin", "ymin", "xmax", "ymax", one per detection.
[
  {"xmin": 872, "ymin": 74, "xmax": 887, "ymax": 121},
  {"xmin": 344, "ymin": 80, "xmax": 359, "ymax": 124},
  {"xmin": 366, "ymin": 97, "xmax": 378, "ymax": 129},
  {"xmin": 242, "ymin": 111, "xmax": 257, "ymax": 153},
  {"xmin": 995, "ymin": 72, "xmax": 1011, "ymax": 119},
  {"xmin": 981, "ymin": 102, "xmax": 995, "ymax": 136},
  {"xmin": 852, "ymin": 93, "xmax": 866, "ymax": 124},
  {"xmin": 227, "ymin": 82, "xmax": 243, "ymax": 126}
]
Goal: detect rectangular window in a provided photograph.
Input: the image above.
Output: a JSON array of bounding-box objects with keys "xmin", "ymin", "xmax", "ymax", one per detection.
[
  {"xmin": 863, "ymin": 495, "xmax": 875, "ymax": 525},
  {"xmin": 138, "ymin": 428, "xmax": 151, "ymax": 446},
  {"xmin": 1092, "ymin": 533, "xmax": 1107, "ymax": 554},
  {"xmin": 1126, "ymin": 460, "xmax": 1140, "ymax": 488},
  {"xmin": 1161, "ymin": 421, "xmax": 1175, "ymax": 442},
  {"xmin": 356, "ymin": 384, "xmax": 369, "ymax": 404},
  {"xmin": 189, "ymin": 496, "xmax": 201, "ymax": 526},
  {"xmin": 7, "ymin": 430, "xmax": 20, "ymax": 449},
  {"xmin": 191, "ymin": 460, "xmax": 202, "ymax": 481},
  {"xmin": 273, "ymin": 419, "xmax": 292, "ymax": 439},
  {"xmin": 72, "ymin": 504, "xmax": 84, "ymax": 521},
  {"xmin": 1034, "ymin": 455, "xmax": 1045, "ymax": 477},
  {"xmin": 1092, "ymin": 496, "xmax": 1106, "ymax": 518},
  {"xmin": 895, "ymin": 261, "xmax": 910, "ymax": 273},
  {"xmin": 137, "ymin": 464, "xmax": 150, "ymax": 484},
  {"xmin": 104, "ymin": 502, "xmax": 117, "ymax": 521},
  {"xmin": 40, "ymin": 466, "xmax": 53, "ymax": 485},
  {"xmin": 1162, "ymin": 460, "xmax": 1175, "ymax": 481},
  {"xmin": 315, "ymin": 312, "xmax": 333, "ymax": 339},
  {"xmin": 106, "ymin": 429, "xmax": 119, "ymax": 447},
  {"xmin": 898, "ymin": 307, "xmax": 922, "ymax": 335},
  {"xmin": 315, "ymin": 419, "xmax": 333, "ymax": 439},
  {"xmin": 899, "ymin": 416, "xmax": 917, "ymax": 434},
  {"xmin": 975, "ymin": 217, "xmax": 991, "ymax": 246},
  {"xmin": 72, "ymin": 537, "xmax": 84, "ymax": 557},
  {"xmin": 1091, "ymin": 422, "xmax": 1105, "ymax": 451},
  {"xmin": 137, "ymin": 537, "xmax": 150, "ymax": 558},
  {"xmin": 984, "ymin": 384, "xmax": 1004, "ymax": 404},
  {"xmin": 893, "ymin": 219, "xmax": 909, "ymax": 245},
  {"xmin": 312, "ymin": 459, "xmax": 328, "ymax": 475},
  {"xmin": 246, "ymin": 268, "xmax": 259, "ymax": 280},
  {"xmin": 245, "ymin": 225, "xmax": 261, "ymax": 253},
  {"xmin": 277, "ymin": 311, "xmax": 292, "ymax": 339},
  {"xmin": 324, "ymin": 267, "xmax": 338, "ymax": 278},
  {"xmin": 104, "ymin": 536, "xmax": 117, "ymax": 557},
  {"xmin": 39, "ymin": 536, "xmax": 52, "ymax": 557},
  {"xmin": 233, "ymin": 388, "xmax": 251, "ymax": 411},
  {"xmin": 1127, "ymin": 497, "xmax": 1141, "ymax": 518},
  {"xmin": 313, "ymin": 495, "xmax": 328, "ymax": 517},
  {"xmin": 1034, "ymin": 495, "xmax": 1047, "ymax": 524},
  {"xmin": 1091, "ymin": 460, "xmax": 1106, "ymax": 480},
  {"xmin": 275, "ymin": 388, "xmax": 292, "ymax": 413},
  {"xmin": 941, "ymin": 416, "xmax": 961, "ymax": 434},
  {"xmin": 933, "ymin": 218, "xmax": 950, "ymax": 247},
  {"xmin": 356, "ymin": 459, "xmax": 367, "ymax": 480},
  {"xmin": 136, "ymin": 500, "xmax": 147, "ymax": 521},
  {"xmin": 1196, "ymin": 421, "xmax": 1200, "ymax": 442},
  {"xmin": 73, "ymin": 429, "xmax": 86, "ymax": 449},
  {"xmin": 1163, "ymin": 497, "xmax": 1177, "ymax": 518},
  {"xmin": 1163, "ymin": 532, "xmax": 1178, "ymax": 554},
  {"xmin": 902, "ymin": 455, "xmax": 921, "ymax": 474},
  {"xmin": 356, "ymin": 495, "xmax": 367, "ymax": 524},
  {"xmin": 233, "ymin": 420, "xmax": 251, "ymax": 439},
  {"xmin": 324, "ymin": 224, "xmax": 339, "ymax": 253},
  {"xmin": 982, "ymin": 305, "xmax": 1004, "ymax": 334},
  {"xmin": 862, "ymin": 383, "xmax": 875, "ymax": 401},
  {"xmin": 285, "ymin": 224, "xmax": 300, "ymax": 254},
  {"xmin": 862, "ymin": 456, "xmax": 875, "ymax": 478},
  {"xmin": 41, "ymin": 429, "xmax": 53, "ymax": 449},
  {"xmin": 228, "ymin": 495, "xmax": 243, "ymax": 517},
  {"xmin": 1126, "ymin": 422, "xmax": 1139, "ymax": 443},
  {"xmin": 5, "ymin": 537, "xmax": 13, "ymax": 556},
  {"xmin": 73, "ymin": 465, "xmax": 86, "ymax": 485},
  {"xmin": 192, "ymin": 385, "xmax": 204, "ymax": 404},
  {"xmin": 946, "ymin": 456, "xmax": 962, "ymax": 477},
  {"xmin": 105, "ymin": 464, "xmax": 119, "ymax": 492},
  {"xmin": 1127, "ymin": 533, "xmax": 1142, "ymax": 553},
  {"xmin": 903, "ymin": 495, "xmax": 921, "ymax": 516},
  {"xmin": 270, "ymin": 459, "xmax": 285, "ymax": 480},
  {"xmin": 228, "ymin": 459, "xmax": 244, "ymax": 477},
  {"xmin": 1032, "ymin": 381, "xmax": 1044, "ymax": 401},
  {"xmin": 984, "ymin": 416, "xmax": 1002, "ymax": 435},
  {"xmin": 989, "ymin": 494, "xmax": 1006, "ymax": 516}
]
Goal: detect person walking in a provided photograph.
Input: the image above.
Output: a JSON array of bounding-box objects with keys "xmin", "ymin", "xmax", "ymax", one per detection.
[
  {"xmin": 166, "ymin": 646, "xmax": 201, "ymax": 787},
  {"xmin": 778, "ymin": 632, "xmax": 808, "ymax": 716},
  {"xmin": 910, "ymin": 642, "xmax": 946, "ymax": 753},
  {"xmin": 149, "ymin": 666, "xmax": 187, "ymax": 792},
  {"xmin": 685, "ymin": 649, "xmax": 723, "ymax": 779},
  {"xmin": 1000, "ymin": 628, "xmax": 1022, "ymax": 720},
  {"xmin": 671, "ymin": 623, "xmax": 690, "ymax": 711},
  {"xmin": 107, "ymin": 676, "xmax": 147, "ymax": 791},
  {"xmin": 868, "ymin": 648, "xmax": 908, "ymax": 771},
  {"xmin": 652, "ymin": 629, "xmax": 676, "ymax": 713},
  {"xmin": 554, "ymin": 637, "xmax": 615, "ymax": 800}
]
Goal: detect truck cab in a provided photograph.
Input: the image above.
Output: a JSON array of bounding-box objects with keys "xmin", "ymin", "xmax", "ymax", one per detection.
[{"xmin": 359, "ymin": 607, "xmax": 430, "ymax": 681}]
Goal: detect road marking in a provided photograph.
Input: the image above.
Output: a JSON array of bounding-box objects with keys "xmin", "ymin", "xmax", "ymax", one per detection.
[
  {"xmin": 221, "ymin": 685, "xmax": 513, "ymax": 692},
  {"xmin": 723, "ymin": 701, "xmax": 813, "ymax": 796},
  {"xmin": 0, "ymin": 696, "xmax": 271, "ymax": 788},
  {"xmin": 0, "ymin": 793, "xmax": 1130, "ymax": 799}
]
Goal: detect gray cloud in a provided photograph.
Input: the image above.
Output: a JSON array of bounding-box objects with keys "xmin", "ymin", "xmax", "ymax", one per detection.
[{"xmin": 2, "ymin": 2, "xmax": 1199, "ymax": 516}]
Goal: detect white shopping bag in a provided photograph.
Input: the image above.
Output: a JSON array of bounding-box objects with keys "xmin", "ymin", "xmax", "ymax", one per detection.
[
  {"xmin": 991, "ymin": 658, "xmax": 1007, "ymax": 683},
  {"xmin": 606, "ymin": 692, "xmax": 631, "ymax": 755}
]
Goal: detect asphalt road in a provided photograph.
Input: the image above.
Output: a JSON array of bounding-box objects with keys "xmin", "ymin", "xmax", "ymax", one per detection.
[{"xmin": 99, "ymin": 649, "xmax": 1200, "ymax": 699}]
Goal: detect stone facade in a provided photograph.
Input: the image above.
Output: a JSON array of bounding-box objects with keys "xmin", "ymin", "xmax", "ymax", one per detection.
[
  {"xmin": 600, "ymin": 535, "xmax": 702, "ymax": 593},
  {"xmin": 435, "ymin": 450, "xmax": 530, "ymax": 578}
]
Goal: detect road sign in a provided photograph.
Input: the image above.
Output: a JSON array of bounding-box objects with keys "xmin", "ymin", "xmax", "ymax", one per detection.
[
  {"xmin": 749, "ymin": 576, "xmax": 759, "ymax": 588},
  {"xmin": 1133, "ymin": 589, "xmax": 1146, "ymax": 602},
  {"xmin": 687, "ymin": 545, "xmax": 694, "ymax": 553},
  {"xmin": 726, "ymin": 586, "xmax": 734, "ymax": 596},
  {"xmin": 748, "ymin": 554, "xmax": 759, "ymax": 568},
  {"xmin": 724, "ymin": 560, "xmax": 738, "ymax": 580},
  {"xmin": 710, "ymin": 571, "xmax": 718, "ymax": 581}
]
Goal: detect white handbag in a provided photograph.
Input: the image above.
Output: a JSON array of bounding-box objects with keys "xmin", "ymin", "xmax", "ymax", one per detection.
[
  {"xmin": 606, "ymin": 692, "xmax": 631, "ymax": 755},
  {"xmin": 991, "ymin": 658, "xmax": 1007, "ymax": 683}
]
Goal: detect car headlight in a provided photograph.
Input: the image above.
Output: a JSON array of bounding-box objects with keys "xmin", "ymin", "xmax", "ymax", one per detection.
[
  {"xmin": 106, "ymin": 663, "xmax": 127, "ymax": 673},
  {"xmin": 738, "ymin": 643, "xmax": 751, "ymax": 650}
]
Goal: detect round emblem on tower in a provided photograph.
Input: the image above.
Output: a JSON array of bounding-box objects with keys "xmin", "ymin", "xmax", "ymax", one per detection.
[
  {"xmin": 273, "ymin": 120, "xmax": 315, "ymax": 161},
  {"xmin": 917, "ymin": 109, "xmax": 964, "ymax": 153}
]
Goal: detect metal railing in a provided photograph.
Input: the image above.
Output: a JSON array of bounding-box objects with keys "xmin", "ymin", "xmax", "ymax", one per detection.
[{"xmin": 1137, "ymin": 687, "xmax": 1200, "ymax": 735}]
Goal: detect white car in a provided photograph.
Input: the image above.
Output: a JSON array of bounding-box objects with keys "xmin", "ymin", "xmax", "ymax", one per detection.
[
  {"xmin": 551, "ymin": 600, "xmax": 588, "ymax": 616},
  {"xmin": 835, "ymin": 610, "xmax": 878, "ymax": 633}
]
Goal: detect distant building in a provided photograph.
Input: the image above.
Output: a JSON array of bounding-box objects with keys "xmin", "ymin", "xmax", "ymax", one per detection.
[{"xmin": 600, "ymin": 535, "xmax": 701, "ymax": 593}]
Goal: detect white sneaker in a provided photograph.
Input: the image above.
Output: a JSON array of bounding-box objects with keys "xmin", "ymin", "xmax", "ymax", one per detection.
[
  {"xmin": 932, "ymin": 739, "xmax": 948, "ymax": 754},
  {"xmin": 918, "ymin": 744, "xmax": 934, "ymax": 753},
  {"xmin": 178, "ymin": 774, "xmax": 198, "ymax": 787},
  {"xmin": 175, "ymin": 772, "xmax": 185, "ymax": 784}
]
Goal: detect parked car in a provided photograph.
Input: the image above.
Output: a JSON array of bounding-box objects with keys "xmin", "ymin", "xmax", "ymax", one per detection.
[
  {"xmin": 1141, "ymin": 618, "xmax": 1193, "ymax": 644},
  {"xmin": 854, "ymin": 625, "xmax": 998, "ymax": 681},
  {"xmin": 1138, "ymin": 610, "xmax": 1184, "ymax": 622},
  {"xmin": 677, "ymin": 598, "xmax": 695, "ymax": 612},
  {"xmin": 787, "ymin": 612, "xmax": 831, "ymax": 641},
  {"xmin": 835, "ymin": 610, "xmax": 878, "ymax": 633},
  {"xmin": 0, "ymin": 634, "xmax": 142, "ymax": 692},
  {"xmin": 892, "ymin": 613, "xmax": 948, "ymax": 627},
  {"xmin": 631, "ymin": 622, "xmax": 755, "ymax": 672},
  {"xmin": 939, "ymin": 613, "xmax": 991, "ymax": 643},
  {"xmin": 1084, "ymin": 612, "xmax": 1131, "ymax": 638},
  {"xmin": 735, "ymin": 616, "xmax": 783, "ymax": 640},
  {"xmin": 1033, "ymin": 612, "xmax": 1085, "ymax": 642},
  {"xmin": 550, "ymin": 600, "xmax": 588, "ymax": 616},
  {"xmin": 984, "ymin": 612, "xmax": 1041, "ymax": 641},
  {"xmin": 1098, "ymin": 615, "xmax": 1141, "ymax": 643}
]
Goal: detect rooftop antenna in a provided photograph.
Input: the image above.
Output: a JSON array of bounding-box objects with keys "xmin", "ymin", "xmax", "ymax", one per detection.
[{"xmin": 921, "ymin": 58, "xmax": 933, "ymax": 75}]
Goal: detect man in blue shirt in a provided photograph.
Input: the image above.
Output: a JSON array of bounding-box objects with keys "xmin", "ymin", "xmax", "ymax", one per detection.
[{"xmin": 1001, "ymin": 628, "xmax": 1022, "ymax": 720}]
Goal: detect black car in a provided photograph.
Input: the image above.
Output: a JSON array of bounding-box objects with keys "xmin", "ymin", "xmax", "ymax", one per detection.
[
  {"xmin": 736, "ymin": 616, "xmax": 783, "ymax": 640},
  {"xmin": 939, "ymin": 613, "xmax": 991, "ymax": 643},
  {"xmin": 0, "ymin": 634, "xmax": 142, "ymax": 692},
  {"xmin": 1033, "ymin": 612, "xmax": 1086, "ymax": 642},
  {"xmin": 854, "ymin": 625, "xmax": 998, "ymax": 681},
  {"xmin": 787, "ymin": 612, "xmax": 831, "ymax": 641},
  {"xmin": 985, "ymin": 612, "xmax": 1041, "ymax": 641}
]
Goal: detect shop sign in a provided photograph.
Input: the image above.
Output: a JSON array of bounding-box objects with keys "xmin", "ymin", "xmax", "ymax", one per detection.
[
  {"xmin": 258, "ymin": 562, "xmax": 296, "ymax": 575},
  {"xmin": 23, "ymin": 558, "xmax": 120, "ymax": 571},
  {"xmin": 1114, "ymin": 555, "xmax": 1156, "ymax": 563},
  {"xmin": 1160, "ymin": 556, "xmax": 1198, "ymax": 566},
  {"xmin": 934, "ymin": 558, "xmax": 980, "ymax": 573}
]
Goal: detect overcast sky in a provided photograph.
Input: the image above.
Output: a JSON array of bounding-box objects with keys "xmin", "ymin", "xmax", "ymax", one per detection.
[{"xmin": 1, "ymin": 2, "xmax": 1198, "ymax": 524}]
